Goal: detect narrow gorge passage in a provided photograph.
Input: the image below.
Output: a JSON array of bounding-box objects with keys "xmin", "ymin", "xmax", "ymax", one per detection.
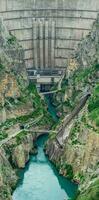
[
  {"xmin": 12, "ymin": 135, "xmax": 77, "ymax": 200},
  {"xmin": 12, "ymin": 97, "xmax": 78, "ymax": 200},
  {"xmin": 44, "ymin": 94, "xmax": 59, "ymax": 122}
]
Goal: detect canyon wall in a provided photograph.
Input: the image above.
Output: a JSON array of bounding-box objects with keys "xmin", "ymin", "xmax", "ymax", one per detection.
[{"xmin": 46, "ymin": 14, "xmax": 99, "ymax": 199}]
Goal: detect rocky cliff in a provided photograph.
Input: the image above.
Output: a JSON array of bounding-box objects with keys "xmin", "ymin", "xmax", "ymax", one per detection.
[
  {"xmin": 0, "ymin": 16, "xmax": 30, "ymax": 123},
  {"xmin": 0, "ymin": 147, "xmax": 17, "ymax": 200},
  {"xmin": 0, "ymin": 129, "xmax": 39, "ymax": 200},
  {"xmin": 0, "ymin": 18, "xmax": 54, "ymax": 200},
  {"xmin": 46, "ymin": 14, "xmax": 99, "ymax": 200}
]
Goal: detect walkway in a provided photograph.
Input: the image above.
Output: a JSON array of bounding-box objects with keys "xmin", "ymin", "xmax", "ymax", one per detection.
[
  {"xmin": 0, "ymin": 128, "xmax": 57, "ymax": 147},
  {"xmin": 0, "ymin": 112, "xmax": 57, "ymax": 147},
  {"xmin": 56, "ymin": 92, "xmax": 91, "ymax": 146},
  {"xmin": 40, "ymin": 73, "xmax": 64, "ymax": 95},
  {"xmin": 0, "ymin": 130, "xmax": 22, "ymax": 147},
  {"xmin": 25, "ymin": 114, "xmax": 43, "ymax": 127},
  {"xmin": 0, "ymin": 114, "xmax": 43, "ymax": 147},
  {"xmin": 27, "ymin": 128, "xmax": 57, "ymax": 134},
  {"xmin": 40, "ymin": 90, "xmax": 58, "ymax": 95}
]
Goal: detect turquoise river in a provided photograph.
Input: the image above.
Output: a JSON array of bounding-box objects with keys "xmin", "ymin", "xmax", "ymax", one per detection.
[{"xmin": 13, "ymin": 95, "xmax": 78, "ymax": 200}]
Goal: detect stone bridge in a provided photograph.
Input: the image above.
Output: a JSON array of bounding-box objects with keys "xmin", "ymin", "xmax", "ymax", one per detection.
[{"xmin": 0, "ymin": 0, "xmax": 99, "ymax": 87}]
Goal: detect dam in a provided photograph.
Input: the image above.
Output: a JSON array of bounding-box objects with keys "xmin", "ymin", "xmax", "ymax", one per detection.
[
  {"xmin": 0, "ymin": 0, "xmax": 99, "ymax": 89},
  {"xmin": 0, "ymin": 1, "xmax": 99, "ymax": 200}
]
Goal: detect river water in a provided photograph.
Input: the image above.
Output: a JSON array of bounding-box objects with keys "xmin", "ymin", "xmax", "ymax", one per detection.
[
  {"xmin": 13, "ymin": 135, "xmax": 77, "ymax": 200},
  {"xmin": 44, "ymin": 94, "xmax": 59, "ymax": 122},
  {"xmin": 13, "ymin": 95, "xmax": 78, "ymax": 200}
]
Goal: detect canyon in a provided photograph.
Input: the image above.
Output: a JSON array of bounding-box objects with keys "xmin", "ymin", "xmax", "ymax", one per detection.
[{"xmin": 0, "ymin": 1, "xmax": 99, "ymax": 200}]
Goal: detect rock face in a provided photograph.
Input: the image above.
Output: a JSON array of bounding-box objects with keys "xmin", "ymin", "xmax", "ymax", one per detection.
[
  {"xmin": 46, "ymin": 14, "xmax": 99, "ymax": 198},
  {"xmin": 0, "ymin": 148, "xmax": 17, "ymax": 200},
  {"xmin": 12, "ymin": 133, "xmax": 35, "ymax": 168},
  {"xmin": 13, "ymin": 145, "xmax": 26, "ymax": 168},
  {"xmin": 0, "ymin": 18, "xmax": 50, "ymax": 200},
  {"xmin": 0, "ymin": 16, "xmax": 54, "ymax": 200},
  {"xmin": 0, "ymin": 130, "xmax": 51, "ymax": 199},
  {"xmin": 0, "ymin": 17, "xmax": 28, "ymax": 199},
  {"xmin": 0, "ymin": 131, "xmax": 37, "ymax": 200},
  {"xmin": 0, "ymin": 17, "xmax": 31, "ymax": 123}
]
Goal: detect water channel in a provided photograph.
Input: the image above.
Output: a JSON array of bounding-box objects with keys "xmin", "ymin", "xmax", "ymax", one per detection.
[{"xmin": 13, "ymin": 95, "xmax": 78, "ymax": 200}]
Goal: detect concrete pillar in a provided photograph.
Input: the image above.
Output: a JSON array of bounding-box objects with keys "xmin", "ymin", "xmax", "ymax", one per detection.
[
  {"xmin": 45, "ymin": 20, "xmax": 49, "ymax": 68},
  {"xmin": 33, "ymin": 19, "xmax": 38, "ymax": 69},
  {"xmin": 39, "ymin": 19, "xmax": 44, "ymax": 69},
  {"xmin": 51, "ymin": 21, "xmax": 55, "ymax": 68}
]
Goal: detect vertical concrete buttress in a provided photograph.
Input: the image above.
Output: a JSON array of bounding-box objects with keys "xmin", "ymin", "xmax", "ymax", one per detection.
[
  {"xmin": 33, "ymin": 19, "xmax": 55, "ymax": 70},
  {"xmin": 39, "ymin": 19, "xmax": 44, "ymax": 69},
  {"xmin": 33, "ymin": 19, "xmax": 38, "ymax": 69},
  {"xmin": 45, "ymin": 20, "xmax": 49, "ymax": 68},
  {"xmin": 51, "ymin": 21, "xmax": 55, "ymax": 68}
]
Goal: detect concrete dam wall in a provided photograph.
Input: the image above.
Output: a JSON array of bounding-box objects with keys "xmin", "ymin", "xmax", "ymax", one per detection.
[{"xmin": 0, "ymin": 0, "xmax": 99, "ymax": 78}]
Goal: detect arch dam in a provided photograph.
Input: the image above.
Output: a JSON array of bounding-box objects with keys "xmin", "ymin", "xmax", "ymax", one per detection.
[{"xmin": 0, "ymin": 0, "xmax": 99, "ymax": 91}]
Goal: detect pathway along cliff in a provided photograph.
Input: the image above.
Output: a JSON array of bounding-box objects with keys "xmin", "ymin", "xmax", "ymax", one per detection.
[{"xmin": 12, "ymin": 96, "xmax": 78, "ymax": 200}]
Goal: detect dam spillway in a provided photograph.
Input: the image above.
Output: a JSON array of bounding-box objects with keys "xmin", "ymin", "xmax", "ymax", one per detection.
[{"xmin": 0, "ymin": 0, "xmax": 99, "ymax": 86}]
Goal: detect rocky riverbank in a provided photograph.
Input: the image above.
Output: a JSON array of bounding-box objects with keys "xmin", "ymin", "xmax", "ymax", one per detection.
[
  {"xmin": 0, "ymin": 18, "xmax": 54, "ymax": 200},
  {"xmin": 0, "ymin": 130, "xmax": 49, "ymax": 200},
  {"xmin": 45, "ymin": 14, "xmax": 99, "ymax": 200},
  {"xmin": 0, "ymin": 132, "xmax": 34, "ymax": 200}
]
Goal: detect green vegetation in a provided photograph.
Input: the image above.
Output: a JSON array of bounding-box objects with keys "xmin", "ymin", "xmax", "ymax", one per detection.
[
  {"xmin": 27, "ymin": 83, "xmax": 37, "ymax": 94},
  {"xmin": 0, "ymin": 186, "xmax": 12, "ymax": 200},
  {"xmin": 0, "ymin": 109, "xmax": 43, "ymax": 131},
  {"xmin": 0, "ymin": 131, "xmax": 8, "ymax": 140},
  {"xmin": 27, "ymin": 83, "xmax": 45, "ymax": 113},
  {"xmin": 61, "ymin": 78, "xmax": 69, "ymax": 94},
  {"xmin": 75, "ymin": 179, "xmax": 99, "ymax": 200},
  {"xmin": 61, "ymin": 162, "xmax": 74, "ymax": 179},
  {"xmin": 73, "ymin": 63, "xmax": 98, "ymax": 86},
  {"xmin": 27, "ymin": 83, "xmax": 54, "ymax": 127},
  {"xmin": 56, "ymin": 63, "xmax": 98, "ymax": 116},
  {"xmin": 67, "ymin": 64, "xmax": 98, "ymax": 111},
  {"xmin": 0, "ymin": 83, "xmax": 46, "ymax": 130},
  {"xmin": 61, "ymin": 78, "xmax": 69, "ymax": 88},
  {"xmin": 88, "ymin": 84, "xmax": 99, "ymax": 127},
  {"xmin": 16, "ymin": 130, "xmax": 27, "ymax": 145},
  {"xmin": 47, "ymin": 61, "xmax": 99, "ymax": 200},
  {"xmin": 70, "ymin": 121, "xmax": 81, "ymax": 144},
  {"xmin": 35, "ymin": 111, "xmax": 54, "ymax": 128},
  {"xmin": 7, "ymin": 34, "xmax": 16, "ymax": 45},
  {"xmin": 54, "ymin": 160, "xmax": 74, "ymax": 180},
  {"xmin": 74, "ymin": 172, "xmax": 85, "ymax": 183},
  {"xmin": 0, "ymin": 62, "xmax": 4, "ymax": 70},
  {"xmin": 49, "ymin": 131, "xmax": 56, "ymax": 140},
  {"xmin": 63, "ymin": 99, "xmax": 73, "ymax": 108},
  {"xmin": 74, "ymin": 67, "xmax": 93, "ymax": 84},
  {"xmin": 88, "ymin": 84, "xmax": 99, "ymax": 112}
]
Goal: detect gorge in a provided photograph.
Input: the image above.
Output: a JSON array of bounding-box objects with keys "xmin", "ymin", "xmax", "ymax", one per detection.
[
  {"xmin": 12, "ymin": 134, "xmax": 77, "ymax": 200},
  {"xmin": 0, "ymin": 1, "xmax": 99, "ymax": 200}
]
